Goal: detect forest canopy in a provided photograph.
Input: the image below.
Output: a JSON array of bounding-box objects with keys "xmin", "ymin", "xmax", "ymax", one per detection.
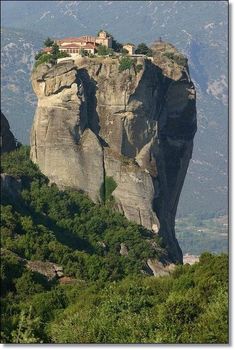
[{"xmin": 0, "ymin": 146, "xmax": 229, "ymax": 344}]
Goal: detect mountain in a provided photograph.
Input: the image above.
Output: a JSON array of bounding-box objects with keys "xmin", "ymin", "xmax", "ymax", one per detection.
[
  {"xmin": 1, "ymin": 27, "xmax": 44, "ymax": 143},
  {"xmin": 0, "ymin": 0, "xmax": 228, "ymax": 218},
  {"xmin": 30, "ymin": 43, "xmax": 196, "ymax": 262},
  {"xmin": 0, "ymin": 111, "xmax": 17, "ymax": 153}
]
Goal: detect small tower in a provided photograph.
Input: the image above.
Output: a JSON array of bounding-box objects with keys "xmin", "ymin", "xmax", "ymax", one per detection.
[{"xmin": 98, "ymin": 30, "xmax": 107, "ymax": 39}]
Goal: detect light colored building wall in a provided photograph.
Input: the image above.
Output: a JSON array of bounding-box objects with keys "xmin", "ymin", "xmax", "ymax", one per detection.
[
  {"xmin": 123, "ymin": 44, "xmax": 135, "ymax": 55},
  {"xmin": 96, "ymin": 37, "xmax": 112, "ymax": 48},
  {"xmin": 57, "ymin": 57, "xmax": 75, "ymax": 63}
]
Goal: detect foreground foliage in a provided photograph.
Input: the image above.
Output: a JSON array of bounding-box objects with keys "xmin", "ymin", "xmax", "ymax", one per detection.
[{"xmin": 0, "ymin": 147, "xmax": 229, "ymax": 344}]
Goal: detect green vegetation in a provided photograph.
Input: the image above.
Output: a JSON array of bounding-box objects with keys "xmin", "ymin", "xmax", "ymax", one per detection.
[
  {"xmin": 34, "ymin": 41, "xmax": 70, "ymax": 68},
  {"xmin": 34, "ymin": 53, "xmax": 51, "ymax": 68},
  {"xmin": 135, "ymin": 43, "xmax": 153, "ymax": 56},
  {"xmin": 119, "ymin": 56, "xmax": 134, "ymax": 73},
  {"xmin": 136, "ymin": 64, "xmax": 143, "ymax": 73},
  {"xmin": 0, "ymin": 146, "xmax": 228, "ymax": 343},
  {"xmin": 162, "ymin": 51, "xmax": 187, "ymax": 66},
  {"xmin": 97, "ymin": 44, "xmax": 113, "ymax": 56},
  {"xmin": 43, "ymin": 37, "xmax": 54, "ymax": 47},
  {"xmin": 112, "ymin": 38, "xmax": 123, "ymax": 53},
  {"xmin": 100, "ymin": 176, "xmax": 117, "ymax": 203}
]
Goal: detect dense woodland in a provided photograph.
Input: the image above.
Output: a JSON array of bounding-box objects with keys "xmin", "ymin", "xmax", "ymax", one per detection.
[{"xmin": 1, "ymin": 146, "xmax": 229, "ymax": 343}]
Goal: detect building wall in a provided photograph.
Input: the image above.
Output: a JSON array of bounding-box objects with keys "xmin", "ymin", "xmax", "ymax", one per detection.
[
  {"xmin": 95, "ymin": 37, "xmax": 112, "ymax": 48},
  {"xmin": 123, "ymin": 45, "xmax": 135, "ymax": 55}
]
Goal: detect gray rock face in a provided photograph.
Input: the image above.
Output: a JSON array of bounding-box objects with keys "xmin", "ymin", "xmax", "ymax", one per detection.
[
  {"xmin": 30, "ymin": 47, "xmax": 197, "ymax": 263},
  {"xmin": 0, "ymin": 111, "xmax": 17, "ymax": 154}
]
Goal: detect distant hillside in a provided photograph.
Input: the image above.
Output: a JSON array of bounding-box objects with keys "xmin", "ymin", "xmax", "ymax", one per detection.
[
  {"xmin": 0, "ymin": 1, "xmax": 228, "ymax": 217},
  {"xmin": 1, "ymin": 27, "xmax": 43, "ymax": 143}
]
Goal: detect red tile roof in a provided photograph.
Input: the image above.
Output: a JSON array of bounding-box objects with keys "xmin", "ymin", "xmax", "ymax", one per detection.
[
  {"xmin": 60, "ymin": 43, "xmax": 96, "ymax": 50},
  {"xmin": 43, "ymin": 47, "xmax": 52, "ymax": 52},
  {"xmin": 57, "ymin": 35, "xmax": 97, "ymax": 44}
]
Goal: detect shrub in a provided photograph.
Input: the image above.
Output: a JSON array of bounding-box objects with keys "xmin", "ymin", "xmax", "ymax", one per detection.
[
  {"xmin": 136, "ymin": 64, "xmax": 143, "ymax": 73},
  {"xmin": 34, "ymin": 53, "xmax": 52, "ymax": 68},
  {"xmin": 100, "ymin": 176, "xmax": 117, "ymax": 203},
  {"xmin": 44, "ymin": 37, "xmax": 54, "ymax": 47},
  {"xmin": 135, "ymin": 43, "xmax": 152, "ymax": 56},
  {"xmin": 119, "ymin": 56, "xmax": 133, "ymax": 72},
  {"xmin": 97, "ymin": 45, "xmax": 113, "ymax": 56},
  {"xmin": 162, "ymin": 51, "xmax": 187, "ymax": 66}
]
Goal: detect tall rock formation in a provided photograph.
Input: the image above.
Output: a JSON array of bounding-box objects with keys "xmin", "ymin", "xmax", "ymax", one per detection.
[
  {"xmin": 30, "ymin": 42, "xmax": 197, "ymax": 263},
  {"xmin": 1, "ymin": 111, "xmax": 17, "ymax": 154}
]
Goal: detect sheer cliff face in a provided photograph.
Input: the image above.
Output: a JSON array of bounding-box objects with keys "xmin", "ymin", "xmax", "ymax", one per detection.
[
  {"xmin": 30, "ymin": 44, "xmax": 197, "ymax": 262},
  {"xmin": 1, "ymin": 111, "xmax": 17, "ymax": 154}
]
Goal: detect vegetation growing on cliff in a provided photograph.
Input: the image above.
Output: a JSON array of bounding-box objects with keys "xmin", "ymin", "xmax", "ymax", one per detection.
[
  {"xmin": 135, "ymin": 43, "xmax": 153, "ymax": 56},
  {"xmin": 100, "ymin": 176, "xmax": 117, "ymax": 203},
  {"xmin": 0, "ymin": 146, "xmax": 229, "ymax": 344},
  {"xmin": 162, "ymin": 51, "xmax": 187, "ymax": 67},
  {"xmin": 97, "ymin": 44, "xmax": 113, "ymax": 56},
  {"xmin": 119, "ymin": 56, "xmax": 134, "ymax": 73},
  {"xmin": 34, "ymin": 42, "xmax": 70, "ymax": 68}
]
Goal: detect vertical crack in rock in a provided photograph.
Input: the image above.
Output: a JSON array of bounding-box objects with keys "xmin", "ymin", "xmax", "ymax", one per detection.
[{"xmin": 30, "ymin": 47, "xmax": 197, "ymax": 263}]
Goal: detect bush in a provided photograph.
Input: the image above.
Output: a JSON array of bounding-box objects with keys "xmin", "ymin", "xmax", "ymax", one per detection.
[
  {"xmin": 119, "ymin": 56, "xmax": 133, "ymax": 72},
  {"xmin": 163, "ymin": 51, "xmax": 187, "ymax": 66},
  {"xmin": 100, "ymin": 176, "xmax": 117, "ymax": 203},
  {"xmin": 44, "ymin": 37, "xmax": 54, "ymax": 47},
  {"xmin": 136, "ymin": 64, "xmax": 143, "ymax": 73},
  {"xmin": 34, "ymin": 53, "xmax": 52, "ymax": 68},
  {"xmin": 97, "ymin": 45, "xmax": 113, "ymax": 56},
  {"xmin": 135, "ymin": 43, "xmax": 152, "ymax": 56},
  {"xmin": 1, "ymin": 145, "xmax": 47, "ymax": 183}
]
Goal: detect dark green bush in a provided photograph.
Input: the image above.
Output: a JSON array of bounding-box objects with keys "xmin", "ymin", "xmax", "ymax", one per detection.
[{"xmin": 119, "ymin": 56, "xmax": 133, "ymax": 72}]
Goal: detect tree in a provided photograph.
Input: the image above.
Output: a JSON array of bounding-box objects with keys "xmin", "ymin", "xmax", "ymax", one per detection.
[
  {"xmin": 112, "ymin": 38, "xmax": 123, "ymax": 52},
  {"xmin": 79, "ymin": 48, "xmax": 86, "ymax": 57},
  {"xmin": 118, "ymin": 56, "xmax": 133, "ymax": 73},
  {"xmin": 35, "ymin": 51, "xmax": 45, "ymax": 60},
  {"xmin": 135, "ymin": 43, "xmax": 152, "ymax": 56},
  {"xmin": 44, "ymin": 37, "xmax": 54, "ymax": 47},
  {"xmin": 11, "ymin": 307, "xmax": 42, "ymax": 344},
  {"xmin": 97, "ymin": 45, "xmax": 113, "ymax": 56},
  {"xmin": 97, "ymin": 29, "xmax": 105, "ymax": 36},
  {"xmin": 51, "ymin": 43, "xmax": 60, "ymax": 57},
  {"xmin": 49, "ymin": 43, "xmax": 60, "ymax": 64}
]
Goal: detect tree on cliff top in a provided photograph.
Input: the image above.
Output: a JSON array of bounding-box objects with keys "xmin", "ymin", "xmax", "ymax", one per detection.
[
  {"xmin": 119, "ymin": 56, "xmax": 133, "ymax": 73},
  {"xmin": 135, "ymin": 43, "xmax": 152, "ymax": 56},
  {"xmin": 44, "ymin": 37, "xmax": 54, "ymax": 47}
]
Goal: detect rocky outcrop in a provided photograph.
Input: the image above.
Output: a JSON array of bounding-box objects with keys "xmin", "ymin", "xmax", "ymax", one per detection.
[
  {"xmin": 0, "ymin": 111, "xmax": 17, "ymax": 153},
  {"xmin": 147, "ymin": 259, "xmax": 176, "ymax": 277},
  {"xmin": 26, "ymin": 260, "xmax": 63, "ymax": 280},
  {"xmin": 30, "ymin": 43, "xmax": 197, "ymax": 263}
]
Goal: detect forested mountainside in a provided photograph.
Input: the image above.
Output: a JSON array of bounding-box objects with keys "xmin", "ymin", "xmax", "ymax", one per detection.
[
  {"xmin": 0, "ymin": 0, "xmax": 228, "ymax": 218},
  {"xmin": 1, "ymin": 146, "xmax": 228, "ymax": 344}
]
